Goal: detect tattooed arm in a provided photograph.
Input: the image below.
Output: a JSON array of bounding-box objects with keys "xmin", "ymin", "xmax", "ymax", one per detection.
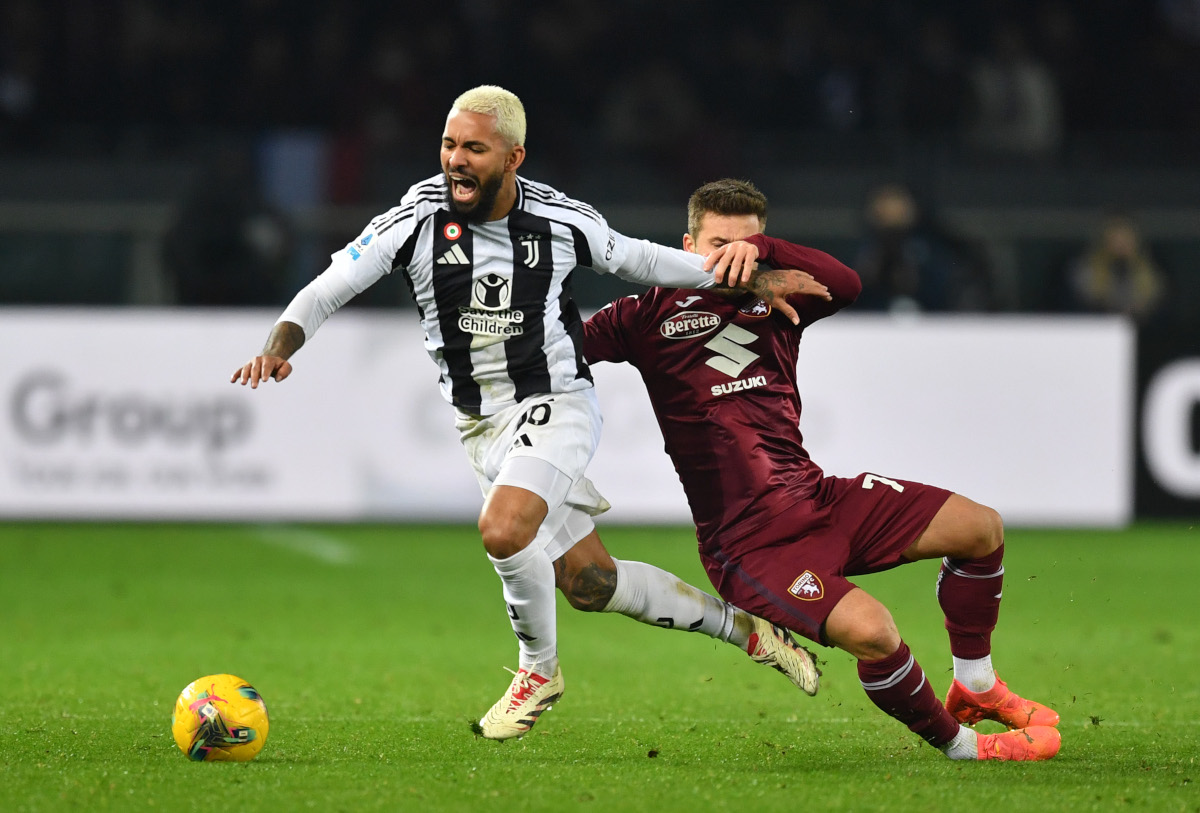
[
  {"xmin": 742, "ymin": 234, "xmax": 863, "ymax": 324},
  {"xmin": 710, "ymin": 266, "xmax": 833, "ymax": 324},
  {"xmin": 230, "ymin": 320, "xmax": 306, "ymax": 388}
]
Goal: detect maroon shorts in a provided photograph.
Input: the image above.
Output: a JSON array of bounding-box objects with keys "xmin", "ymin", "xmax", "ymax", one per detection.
[{"xmin": 700, "ymin": 472, "xmax": 952, "ymax": 646}]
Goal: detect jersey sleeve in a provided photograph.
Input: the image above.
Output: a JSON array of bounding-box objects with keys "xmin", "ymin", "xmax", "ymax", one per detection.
[
  {"xmin": 572, "ymin": 212, "xmax": 714, "ymax": 290},
  {"xmin": 611, "ymin": 235, "xmax": 718, "ymax": 289},
  {"xmin": 275, "ymin": 269, "xmax": 358, "ymax": 339},
  {"xmin": 276, "ymin": 180, "xmax": 435, "ymax": 339},
  {"xmin": 324, "ymin": 183, "xmax": 434, "ymax": 292},
  {"xmin": 583, "ymin": 295, "xmax": 643, "ymax": 365},
  {"xmin": 744, "ymin": 233, "xmax": 862, "ymax": 323}
]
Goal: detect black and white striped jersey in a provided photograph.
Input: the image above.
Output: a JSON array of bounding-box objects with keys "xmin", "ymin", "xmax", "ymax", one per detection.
[{"xmin": 286, "ymin": 174, "xmax": 720, "ymax": 416}]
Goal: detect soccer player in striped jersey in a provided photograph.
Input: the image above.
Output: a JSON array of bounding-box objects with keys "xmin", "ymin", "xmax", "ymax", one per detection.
[
  {"xmin": 579, "ymin": 179, "xmax": 1061, "ymax": 761},
  {"xmin": 231, "ymin": 87, "xmax": 826, "ymax": 740}
]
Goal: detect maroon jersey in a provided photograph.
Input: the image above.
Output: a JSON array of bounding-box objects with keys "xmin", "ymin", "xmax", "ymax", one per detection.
[{"xmin": 584, "ymin": 234, "xmax": 862, "ymax": 555}]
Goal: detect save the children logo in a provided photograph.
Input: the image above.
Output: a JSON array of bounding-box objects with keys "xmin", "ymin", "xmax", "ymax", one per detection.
[{"xmin": 459, "ymin": 274, "xmax": 524, "ymax": 344}]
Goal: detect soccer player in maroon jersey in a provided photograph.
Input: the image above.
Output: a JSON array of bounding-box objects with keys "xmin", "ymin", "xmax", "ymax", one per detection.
[{"xmin": 573, "ymin": 179, "xmax": 1061, "ymax": 761}]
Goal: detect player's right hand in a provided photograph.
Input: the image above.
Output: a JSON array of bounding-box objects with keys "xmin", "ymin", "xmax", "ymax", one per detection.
[
  {"xmin": 231, "ymin": 355, "xmax": 293, "ymax": 389},
  {"xmin": 704, "ymin": 240, "xmax": 759, "ymax": 288}
]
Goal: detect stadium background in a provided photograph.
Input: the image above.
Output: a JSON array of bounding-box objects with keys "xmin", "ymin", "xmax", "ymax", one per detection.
[
  {"xmin": 1, "ymin": 0, "xmax": 1198, "ymax": 522},
  {"xmin": 4, "ymin": 5, "xmax": 1200, "ymax": 810}
]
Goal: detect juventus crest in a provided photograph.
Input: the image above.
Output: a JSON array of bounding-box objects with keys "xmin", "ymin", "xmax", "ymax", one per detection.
[{"xmin": 519, "ymin": 236, "xmax": 540, "ymax": 268}]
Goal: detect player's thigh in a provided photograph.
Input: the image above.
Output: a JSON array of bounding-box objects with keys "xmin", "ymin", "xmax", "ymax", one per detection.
[
  {"xmin": 457, "ymin": 390, "xmax": 602, "ymax": 498},
  {"xmin": 487, "ymin": 460, "xmax": 601, "ymax": 561},
  {"xmin": 901, "ymin": 493, "xmax": 1003, "ymax": 562},
  {"xmin": 502, "ymin": 391, "xmax": 603, "ymax": 488},
  {"xmin": 707, "ymin": 542, "xmax": 858, "ymax": 647},
  {"xmin": 466, "ymin": 391, "xmax": 604, "ymax": 555},
  {"xmin": 822, "ymin": 472, "xmax": 951, "ymax": 575}
]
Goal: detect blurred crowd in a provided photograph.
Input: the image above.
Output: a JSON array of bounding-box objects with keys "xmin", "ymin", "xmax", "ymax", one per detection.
[
  {"xmin": 0, "ymin": 1, "xmax": 1194, "ymax": 324},
  {"xmin": 3, "ymin": 0, "xmax": 1200, "ymax": 165},
  {"xmin": 850, "ymin": 185, "xmax": 1171, "ymax": 327}
]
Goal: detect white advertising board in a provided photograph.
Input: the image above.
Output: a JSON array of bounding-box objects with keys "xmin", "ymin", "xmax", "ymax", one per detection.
[
  {"xmin": 0, "ymin": 310, "xmax": 1133, "ymax": 526},
  {"xmin": 0, "ymin": 309, "xmax": 478, "ymax": 520},
  {"xmin": 590, "ymin": 314, "xmax": 1135, "ymax": 527}
]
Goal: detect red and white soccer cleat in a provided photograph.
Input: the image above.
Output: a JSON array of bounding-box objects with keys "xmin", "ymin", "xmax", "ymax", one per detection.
[
  {"xmin": 746, "ymin": 616, "xmax": 821, "ymax": 696},
  {"xmin": 475, "ymin": 666, "xmax": 564, "ymax": 741}
]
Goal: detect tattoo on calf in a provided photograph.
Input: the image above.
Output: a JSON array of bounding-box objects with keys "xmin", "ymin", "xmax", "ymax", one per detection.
[{"xmin": 557, "ymin": 561, "xmax": 617, "ymax": 612}]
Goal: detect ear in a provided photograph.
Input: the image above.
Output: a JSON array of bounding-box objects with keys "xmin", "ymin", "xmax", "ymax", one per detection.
[
  {"xmin": 682, "ymin": 233, "xmax": 696, "ymax": 254},
  {"xmin": 505, "ymin": 144, "xmax": 526, "ymax": 173}
]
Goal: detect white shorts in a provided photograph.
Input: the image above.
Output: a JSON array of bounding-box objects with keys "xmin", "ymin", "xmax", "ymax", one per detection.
[{"xmin": 456, "ymin": 389, "xmax": 611, "ymax": 561}]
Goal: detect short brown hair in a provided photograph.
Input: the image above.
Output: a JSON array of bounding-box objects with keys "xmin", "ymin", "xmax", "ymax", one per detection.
[{"xmin": 687, "ymin": 179, "xmax": 768, "ymax": 239}]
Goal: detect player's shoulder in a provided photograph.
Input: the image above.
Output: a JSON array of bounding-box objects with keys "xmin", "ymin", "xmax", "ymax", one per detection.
[
  {"xmin": 599, "ymin": 287, "xmax": 677, "ymax": 322},
  {"xmin": 365, "ymin": 175, "xmax": 447, "ymax": 235},
  {"xmin": 517, "ymin": 176, "xmax": 606, "ymax": 228}
]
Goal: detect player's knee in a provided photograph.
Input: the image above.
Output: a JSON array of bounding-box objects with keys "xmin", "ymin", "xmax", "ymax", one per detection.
[
  {"xmin": 827, "ymin": 595, "xmax": 901, "ymax": 661},
  {"xmin": 478, "ymin": 513, "xmax": 531, "ymax": 559},
  {"xmin": 847, "ymin": 617, "xmax": 902, "ymax": 662},
  {"xmin": 966, "ymin": 504, "xmax": 1004, "ymax": 559},
  {"xmin": 981, "ymin": 504, "xmax": 1004, "ymax": 553}
]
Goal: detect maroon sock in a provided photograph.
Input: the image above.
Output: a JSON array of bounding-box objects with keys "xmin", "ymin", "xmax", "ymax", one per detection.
[
  {"xmin": 857, "ymin": 641, "xmax": 960, "ymax": 747},
  {"xmin": 936, "ymin": 544, "xmax": 1005, "ymax": 660}
]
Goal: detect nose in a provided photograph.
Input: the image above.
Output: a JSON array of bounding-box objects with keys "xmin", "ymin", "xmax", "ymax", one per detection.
[{"xmin": 447, "ymin": 146, "xmax": 469, "ymax": 170}]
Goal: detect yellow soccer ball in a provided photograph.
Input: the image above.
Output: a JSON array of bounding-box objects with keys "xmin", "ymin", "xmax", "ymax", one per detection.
[{"xmin": 171, "ymin": 674, "xmax": 269, "ymax": 761}]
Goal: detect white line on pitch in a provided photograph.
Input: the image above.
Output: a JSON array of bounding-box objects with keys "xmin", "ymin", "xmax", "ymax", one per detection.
[{"xmin": 252, "ymin": 525, "xmax": 357, "ymax": 565}]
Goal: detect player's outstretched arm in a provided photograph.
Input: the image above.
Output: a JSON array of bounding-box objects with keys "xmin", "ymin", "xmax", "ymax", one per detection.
[
  {"xmin": 744, "ymin": 233, "xmax": 862, "ymax": 311},
  {"xmin": 743, "ymin": 269, "xmax": 831, "ymax": 325},
  {"xmin": 231, "ymin": 321, "xmax": 305, "ymax": 389},
  {"xmin": 703, "ymin": 242, "xmax": 833, "ymax": 324}
]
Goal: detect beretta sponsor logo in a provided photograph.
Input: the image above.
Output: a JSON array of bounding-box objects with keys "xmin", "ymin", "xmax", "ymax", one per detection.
[{"xmin": 660, "ymin": 311, "xmax": 721, "ymax": 340}]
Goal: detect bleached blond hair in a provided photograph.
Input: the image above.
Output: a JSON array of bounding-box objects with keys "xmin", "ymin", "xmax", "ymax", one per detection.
[{"xmin": 450, "ymin": 85, "xmax": 526, "ymax": 146}]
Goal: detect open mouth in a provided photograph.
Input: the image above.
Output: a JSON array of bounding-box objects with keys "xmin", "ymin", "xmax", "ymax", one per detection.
[{"xmin": 450, "ymin": 175, "xmax": 478, "ymax": 204}]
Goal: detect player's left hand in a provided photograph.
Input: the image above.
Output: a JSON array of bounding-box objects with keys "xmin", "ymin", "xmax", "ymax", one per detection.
[
  {"xmin": 752, "ymin": 269, "xmax": 832, "ymax": 325},
  {"xmin": 704, "ymin": 240, "xmax": 758, "ymax": 288}
]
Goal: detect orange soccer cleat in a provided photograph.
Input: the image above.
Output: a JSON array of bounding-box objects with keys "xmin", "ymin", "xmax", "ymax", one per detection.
[
  {"xmin": 946, "ymin": 676, "xmax": 1060, "ymax": 730},
  {"xmin": 977, "ymin": 725, "xmax": 1062, "ymax": 761}
]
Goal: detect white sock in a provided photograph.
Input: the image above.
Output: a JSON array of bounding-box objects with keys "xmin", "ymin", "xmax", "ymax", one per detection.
[
  {"xmin": 601, "ymin": 558, "xmax": 751, "ymax": 649},
  {"xmin": 953, "ymin": 655, "xmax": 997, "ymax": 693},
  {"xmin": 488, "ymin": 544, "xmax": 558, "ymax": 676},
  {"xmin": 940, "ymin": 725, "xmax": 979, "ymax": 760}
]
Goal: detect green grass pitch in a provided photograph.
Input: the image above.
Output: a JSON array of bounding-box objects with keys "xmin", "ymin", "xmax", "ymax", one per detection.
[{"xmin": 1, "ymin": 522, "xmax": 1197, "ymax": 812}]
